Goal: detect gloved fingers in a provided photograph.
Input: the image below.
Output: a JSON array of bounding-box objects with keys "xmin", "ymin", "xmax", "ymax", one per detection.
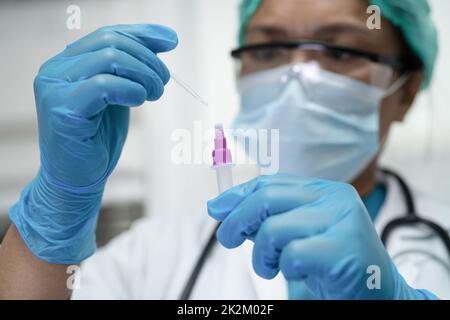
[
  {"xmin": 55, "ymin": 29, "xmax": 171, "ymax": 85},
  {"xmin": 252, "ymin": 206, "xmax": 335, "ymax": 279},
  {"xmin": 214, "ymin": 183, "xmax": 324, "ymax": 249},
  {"xmin": 288, "ymin": 281, "xmax": 316, "ymax": 300},
  {"xmin": 207, "ymin": 174, "xmax": 320, "ymax": 221},
  {"xmin": 279, "ymin": 236, "xmax": 336, "ymax": 281},
  {"xmin": 64, "ymin": 24, "xmax": 178, "ymax": 56},
  {"xmin": 207, "ymin": 176, "xmax": 261, "ymax": 221},
  {"xmin": 52, "ymin": 48, "xmax": 165, "ymax": 101},
  {"xmin": 67, "ymin": 74, "xmax": 147, "ymax": 118}
]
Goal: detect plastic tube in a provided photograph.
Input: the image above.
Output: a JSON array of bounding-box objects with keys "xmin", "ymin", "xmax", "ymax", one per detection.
[{"xmin": 211, "ymin": 123, "xmax": 234, "ymax": 193}]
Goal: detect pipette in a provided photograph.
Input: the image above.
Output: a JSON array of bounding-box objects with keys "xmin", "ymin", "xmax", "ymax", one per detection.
[{"xmin": 171, "ymin": 72, "xmax": 208, "ymax": 108}]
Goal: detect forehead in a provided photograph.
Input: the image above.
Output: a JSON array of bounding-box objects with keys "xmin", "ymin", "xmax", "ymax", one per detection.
[
  {"xmin": 246, "ymin": 0, "xmax": 402, "ymax": 54},
  {"xmin": 249, "ymin": 0, "xmax": 368, "ymax": 32}
]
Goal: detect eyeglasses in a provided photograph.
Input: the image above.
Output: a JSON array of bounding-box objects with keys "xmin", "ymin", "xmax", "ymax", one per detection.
[{"xmin": 231, "ymin": 40, "xmax": 421, "ymax": 89}]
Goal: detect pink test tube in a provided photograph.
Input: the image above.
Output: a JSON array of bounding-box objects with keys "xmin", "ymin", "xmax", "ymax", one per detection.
[{"xmin": 212, "ymin": 124, "xmax": 234, "ymax": 193}]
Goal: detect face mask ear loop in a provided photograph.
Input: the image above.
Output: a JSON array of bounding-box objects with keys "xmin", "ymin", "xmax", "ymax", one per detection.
[{"xmin": 382, "ymin": 73, "xmax": 410, "ymax": 98}]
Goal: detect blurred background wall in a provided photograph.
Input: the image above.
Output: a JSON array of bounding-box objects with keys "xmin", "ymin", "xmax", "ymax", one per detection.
[{"xmin": 0, "ymin": 0, "xmax": 449, "ymax": 243}]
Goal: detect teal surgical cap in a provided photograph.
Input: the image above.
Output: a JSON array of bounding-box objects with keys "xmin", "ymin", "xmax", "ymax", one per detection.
[{"xmin": 238, "ymin": 0, "xmax": 438, "ymax": 88}]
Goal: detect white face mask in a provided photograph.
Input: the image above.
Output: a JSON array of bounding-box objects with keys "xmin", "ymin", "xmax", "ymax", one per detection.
[{"xmin": 233, "ymin": 62, "xmax": 396, "ymax": 182}]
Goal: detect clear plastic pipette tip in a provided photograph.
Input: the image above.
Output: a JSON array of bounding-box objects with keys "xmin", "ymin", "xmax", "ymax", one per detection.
[{"xmin": 171, "ymin": 72, "xmax": 208, "ymax": 107}]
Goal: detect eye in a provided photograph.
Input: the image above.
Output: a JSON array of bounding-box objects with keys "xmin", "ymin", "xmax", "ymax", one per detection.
[
  {"xmin": 325, "ymin": 48, "xmax": 354, "ymax": 61},
  {"xmin": 249, "ymin": 48, "xmax": 285, "ymax": 62}
]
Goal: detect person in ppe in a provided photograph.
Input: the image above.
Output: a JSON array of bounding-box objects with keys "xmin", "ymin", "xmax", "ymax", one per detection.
[{"xmin": 1, "ymin": 0, "xmax": 449, "ymax": 300}]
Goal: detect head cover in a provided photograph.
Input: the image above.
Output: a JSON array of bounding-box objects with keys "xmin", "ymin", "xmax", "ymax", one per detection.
[{"xmin": 238, "ymin": 0, "xmax": 438, "ymax": 88}]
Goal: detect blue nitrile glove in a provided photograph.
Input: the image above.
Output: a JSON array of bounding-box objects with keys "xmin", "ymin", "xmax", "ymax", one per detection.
[
  {"xmin": 207, "ymin": 174, "xmax": 439, "ymax": 300},
  {"xmin": 9, "ymin": 24, "xmax": 178, "ymax": 264}
]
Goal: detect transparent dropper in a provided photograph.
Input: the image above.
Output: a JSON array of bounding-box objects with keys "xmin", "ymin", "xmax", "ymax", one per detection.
[{"xmin": 171, "ymin": 72, "xmax": 209, "ymax": 108}]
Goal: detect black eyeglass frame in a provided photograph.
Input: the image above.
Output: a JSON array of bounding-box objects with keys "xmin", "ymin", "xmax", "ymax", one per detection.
[{"xmin": 230, "ymin": 40, "xmax": 422, "ymax": 73}]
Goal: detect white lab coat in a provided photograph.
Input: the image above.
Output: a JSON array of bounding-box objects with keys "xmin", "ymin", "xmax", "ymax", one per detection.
[{"xmin": 71, "ymin": 173, "xmax": 450, "ymax": 300}]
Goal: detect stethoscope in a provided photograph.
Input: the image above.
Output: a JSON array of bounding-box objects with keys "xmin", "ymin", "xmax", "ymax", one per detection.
[{"xmin": 179, "ymin": 168, "xmax": 450, "ymax": 300}]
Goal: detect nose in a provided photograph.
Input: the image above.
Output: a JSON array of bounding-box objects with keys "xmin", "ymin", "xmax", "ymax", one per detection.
[{"xmin": 290, "ymin": 50, "xmax": 316, "ymax": 64}]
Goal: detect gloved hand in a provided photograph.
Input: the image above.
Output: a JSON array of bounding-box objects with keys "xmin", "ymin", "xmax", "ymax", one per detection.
[
  {"xmin": 9, "ymin": 24, "xmax": 178, "ymax": 264},
  {"xmin": 207, "ymin": 174, "xmax": 438, "ymax": 300}
]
